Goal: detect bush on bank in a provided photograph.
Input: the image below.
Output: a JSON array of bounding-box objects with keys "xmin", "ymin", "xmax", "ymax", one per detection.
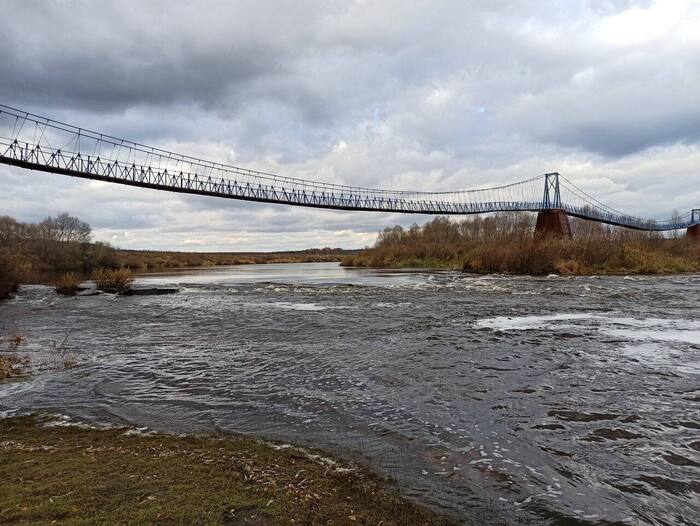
[
  {"xmin": 54, "ymin": 272, "xmax": 83, "ymax": 296},
  {"xmin": 0, "ymin": 249, "xmax": 32, "ymax": 300},
  {"xmin": 342, "ymin": 215, "xmax": 700, "ymax": 275},
  {"xmin": 0, "ymin": 213, "xmax": 353, "ymax": 301},
  {"xmin": 91, "ymin": 268, "xmax": 134, "ymax": 293}
]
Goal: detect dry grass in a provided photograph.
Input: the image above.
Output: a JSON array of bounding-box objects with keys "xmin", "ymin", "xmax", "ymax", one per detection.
[
  {"xmin": 0, "ymin": 356, "xmax": 16, "ymax": 379},
  {"xmin": 344, "ymin": 216, "xmax": 700, "ymax": 276},
  {"xmin": 0, "ymin": 250, "xmax": 32, "ymax": 300},
  {"xmin": 55, "ymin": 272, "xmax": 82, "ymax": 295},
  {"xmin": 115, "ymin": 248, "xmax": 353, "ymax": 270},
  {"xmin": 0, "ymin": 355, "xmax": 29, "ymax": 380},
  {"xmin": 0, "ymin": 325, "xmax": 29, "ymax": 379},
  {"xmin": 2, "ymin": 325, "xmax": 27, "ymax": 350},
  {"xmin": 0, "ymin": 415, "xmax": 455, "ymax": 525},
  {"xmin": 91, "ymin": 268, "xmax": 134, "ymax": 293}
]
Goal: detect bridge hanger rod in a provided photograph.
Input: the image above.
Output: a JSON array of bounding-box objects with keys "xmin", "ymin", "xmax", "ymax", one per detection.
[
  {"xmin": 0, "ymin": 104, "xmax": 542, "ymax": 198},
  {"xmin": 0, "ymin": 103, "xmax": 696, "ymax": 230}
]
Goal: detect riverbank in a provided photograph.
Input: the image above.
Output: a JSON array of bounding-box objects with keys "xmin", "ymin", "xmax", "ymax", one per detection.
[
  {"xmin": 116, "ymin": 248, "xmax": 354, "ymax": 270},
  {"xmin": 0, "ymin": 414, "xmax": 453, "ymax": 525},
  {"xmin": 0, "ymin": 213, "xmax": 359, "ymax": 300},
  {"xmin": 342, "ymin": 217, "xmax": 700, "ymax": 275}
]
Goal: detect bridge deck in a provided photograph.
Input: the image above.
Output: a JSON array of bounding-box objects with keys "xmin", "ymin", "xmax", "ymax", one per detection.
[{"xmin": 0, "ymin": 104, "xmax": 697, "ymax": 231}]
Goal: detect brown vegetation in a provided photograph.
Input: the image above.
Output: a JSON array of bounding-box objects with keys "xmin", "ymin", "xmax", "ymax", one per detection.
[
  {"xmin": 0, "ymin": 214, "xmax": 354, "ymax": 300},
  {"xmin": 0, "ymin": 325, "xmax": 29, "ymax": 379},
  {"xmin": 0, "ymin": 249, "xmax": 32, "ymax": 300},
  {"xmin": 343, "ymin": 214, "xmax": 700, "ymax": 275},
  {"xmin": 0, "ymin": 354, "xmax": 26, "ymax": 379},
  {"xmin": 92, "ymin": 268, "xmax": 135, "ymax": 293},
  {"xmin": 116, "ymin": 247, "xmax": 353, "ymax": 270},
  {"xmin": 0, "ymin": 415, "xmax": 454, "ymax": 525},
  {"xmin": 54, "ymin": 272, "xmax": 82, "ymax": 295},
  {"xmin": 0, "ymin": 214, "xmax": 117, "ymax": 299}
]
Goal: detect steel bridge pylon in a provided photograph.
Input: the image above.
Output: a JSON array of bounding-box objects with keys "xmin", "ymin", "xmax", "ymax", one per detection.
[{"xmin": 534, "ymin": 172, "xmax": 572, "ymax": 239}]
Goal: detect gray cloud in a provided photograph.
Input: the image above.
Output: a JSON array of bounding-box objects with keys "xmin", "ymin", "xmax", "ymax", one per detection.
[{"xmin": 1, "ymin": 0, "xmax": 699, "ymax": 250}]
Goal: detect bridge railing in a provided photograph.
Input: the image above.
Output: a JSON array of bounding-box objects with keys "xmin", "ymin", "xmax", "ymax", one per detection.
[
  {"xmin": 0, "ymin": 104, "xmax": 545, "ymax": 206},
  {"xmin": 0, "ymin": 103, "xmax": 697, "ymax": 231},
  {"xmin": 0, "ymin": 137, "xmax": 546, "ymax": 215}
]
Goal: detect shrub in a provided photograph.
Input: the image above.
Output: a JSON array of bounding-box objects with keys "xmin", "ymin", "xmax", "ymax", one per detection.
[
  {"xmin": 91, "ymin": 268, "xmax": 134, "ymax": 293},
  {"xmin": 351, "ymin": 215, "xmax": 700, "ymax": 275},
  {"xmin": 0, "ymin": 250, "xmax": 33, "ymax": 300},
  {"xmin": 55, "ymin": 272, "xmax": 82, "ymax": 295},
  {"xmin": 554, "ymin": 259, "xmax": 582, "ymax": 276},
  {"xmin": 0, "ymin": 354, "xmax": 29, "ymax": 379},
  {"xmin": 0, "ymin": 356, "xmax": 15, "ymax": 379}
]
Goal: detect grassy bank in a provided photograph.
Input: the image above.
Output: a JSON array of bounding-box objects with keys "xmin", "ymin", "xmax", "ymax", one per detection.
[
  {"xmin": 0, "ymin": 415, "xmax": 452, "ymax": 526},
  {"xmin": 343, "ymin": 216, "xmax": 700, "ymax": 275},
  {"xmin": 116, "ymin": 247, "xmax": 354, "ymax": 270}
]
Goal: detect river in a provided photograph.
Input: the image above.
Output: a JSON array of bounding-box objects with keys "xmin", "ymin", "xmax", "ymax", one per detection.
[{"xmin": 1, "ymin": 263, "xmax": 698, "ymax": 525}]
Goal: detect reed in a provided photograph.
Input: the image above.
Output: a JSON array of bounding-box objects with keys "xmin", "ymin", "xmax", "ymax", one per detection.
[
  {"xmin": 343, "ymin": 215, "xmax": 700, "ymax": 275},
  {"xmin": 91, "ymin": 268, "xmax": 134, "ymax": 293},
  {"xmin": 55, "ymin": 272, "xmax": 82, "ymax": 295}
]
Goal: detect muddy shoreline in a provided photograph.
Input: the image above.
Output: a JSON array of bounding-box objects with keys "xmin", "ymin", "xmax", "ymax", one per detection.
[{"xmin": 0, "ymin": 414, "xmax": 456, "ymax": 525}]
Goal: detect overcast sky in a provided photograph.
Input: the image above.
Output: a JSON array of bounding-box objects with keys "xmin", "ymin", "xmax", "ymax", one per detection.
[{"xmin": 1, "ymin": 0, "xmax": 699, "ymax": 251}]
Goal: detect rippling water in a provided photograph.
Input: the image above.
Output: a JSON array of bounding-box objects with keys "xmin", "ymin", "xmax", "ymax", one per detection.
[{"xmin": 1, "ymin": 263, "xmax": 699, "ymax": 525}]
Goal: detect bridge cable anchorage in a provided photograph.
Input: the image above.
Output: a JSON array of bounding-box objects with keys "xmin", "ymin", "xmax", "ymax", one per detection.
[{"xmin": 0, "ymin": 103, "xmax": 696, "ymax": 231}]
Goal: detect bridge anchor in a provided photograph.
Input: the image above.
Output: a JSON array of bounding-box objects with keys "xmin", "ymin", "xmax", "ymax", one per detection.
[
  {"xmin": 688, "ymin": 225, "xmax": 700, "ymax": 241},
  {"xmin": 534, "ymin": 209, "xmax": 572, "ymax": 239},
  {"xmin": 688, "ymin": 210, "xmax": 700, "ymax": 241}
]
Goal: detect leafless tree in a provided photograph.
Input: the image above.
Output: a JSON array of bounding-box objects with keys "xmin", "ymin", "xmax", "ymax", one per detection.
[{"xmin": 38, "ymin": 213, "xmax": 92, "ymax": 243}]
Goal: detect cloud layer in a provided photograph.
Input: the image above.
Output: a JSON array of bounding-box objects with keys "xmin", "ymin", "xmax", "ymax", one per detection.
[{"xmin": 1, "ymin": 0, "xmax": 699, "ymax": 250}]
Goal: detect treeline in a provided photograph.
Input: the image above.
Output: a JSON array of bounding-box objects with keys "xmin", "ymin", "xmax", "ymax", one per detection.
[
  {"xmin": 0, "ymin": 214, "xmax": 119, "ymax": 271},
  {"xmin": 0, "ymin": 214, "xmax": 120, "ymax": 299},
  {"xmin": 117, "ymin": 247, "xmax": 352, "ymax": 270},
  {"xmin": 0, "ymin": 214, "xmax": 352, "ymax": 300},
  {"xmin": 342, "ymin": 214, "xmax": 700, "ymax": 275}
]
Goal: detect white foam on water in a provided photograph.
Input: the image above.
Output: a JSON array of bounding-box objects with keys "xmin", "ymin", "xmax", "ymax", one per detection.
[
  {"xmin": 476, "ymin": 313, "xmax": 700, "ymax": 336},
  {"xmin": 475, "ymin": 313, "xmax": 600, "ymax": 331},
  {"xmin": 618, "ymin": 342, "xmax": 700, "ymax": 374},
  {"xmin": 603, "ymin": 328, "xmax": 700, "ymax": 346},
  {"xmin": 603, "ymin": 317, "xmax": 700, "ymax": 331},
  {"xmin": 476, "ymin": 314, "xmax": 700, "ymax": 375},
  {"xmin": 238, "ymin": 301, "xmax": 352, "ymax": 312},
  {"xmin": 270, "ymin": 301, "xmax": 327, "ymax": 311},
  {"xmin": 375, "ymin": 302, "xmax": 413, "ymax": 308}
]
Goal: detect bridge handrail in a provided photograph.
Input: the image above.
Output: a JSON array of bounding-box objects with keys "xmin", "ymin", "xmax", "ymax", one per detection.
[
  {"xmin": 0, "ymin": 104, "xmax": 543, "ymax": 201},
  {"xmin": 0, "ymin": 105, "xmax": 697, "ymax": 231}
]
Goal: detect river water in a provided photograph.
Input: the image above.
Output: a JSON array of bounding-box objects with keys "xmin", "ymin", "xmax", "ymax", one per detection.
[{"xmin": 1, "ymin": 263, "xmax": 698, "ymax": 525}]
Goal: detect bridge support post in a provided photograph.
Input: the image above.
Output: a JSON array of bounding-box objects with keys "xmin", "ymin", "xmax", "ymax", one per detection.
[
  {"xmin": 688, "ymin": 210, "xmax": 700, "ymax": 241},
  {"xmin": 535, "ymin": 209, "xmax": 572, "ymax": 239},
  {"xmin": 688, "ymin": 224, "xmax": 700, "ymax": 241}
]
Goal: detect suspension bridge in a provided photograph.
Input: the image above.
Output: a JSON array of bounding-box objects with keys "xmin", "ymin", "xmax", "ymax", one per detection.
[{"xmin": 0, "ymin": 104, "xmax": 698, "ymax": 239}]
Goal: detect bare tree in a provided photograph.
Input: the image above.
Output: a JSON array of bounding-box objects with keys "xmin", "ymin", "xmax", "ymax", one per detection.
[
  {"xmin": 39, "ymin": 213, "xmax": 92, "ymax": 243},
  {"xmin": 670, "ymin": 209, "xmax": 681, "ymax": 239}
]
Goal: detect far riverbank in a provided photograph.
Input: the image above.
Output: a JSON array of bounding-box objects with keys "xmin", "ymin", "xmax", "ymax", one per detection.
[{"xmin": 342, "ymin": 216, "xmax": 700, "ymax": 276}]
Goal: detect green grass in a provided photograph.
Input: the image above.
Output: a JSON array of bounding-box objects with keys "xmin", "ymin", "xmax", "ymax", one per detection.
[{"xmin": 0, "ymin": 415, "xmax": 454, "ymax": 525}]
